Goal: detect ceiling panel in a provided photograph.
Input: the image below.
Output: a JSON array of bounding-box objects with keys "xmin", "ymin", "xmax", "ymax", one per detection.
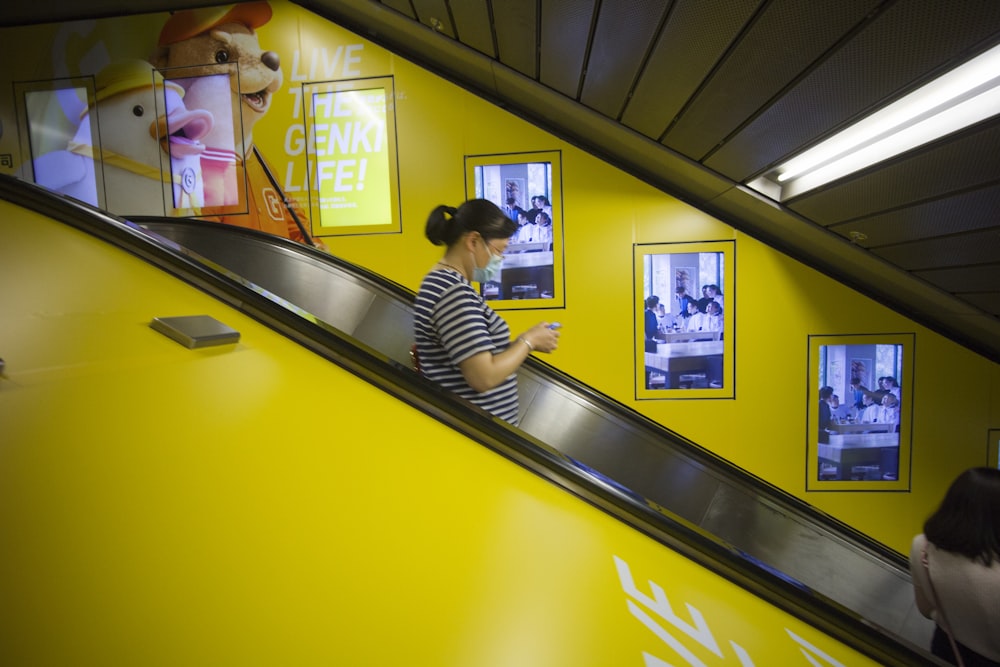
[
  {"xmin": 448, "ymin": 0, "xmax": 494, "ymax": 57},
  {"xmin": 620, "ymin": 0, "xmax": 759, "ymax": 141},
  {"xmin": 662, "ymin": 0, "xmax": 875, "ymax": 161},
  {"xmin": 912, "ymin": 265, "xmax": 1000, "ymax": 295},
  {"xmin": 410, "ymin": 0, "xmax": 454, "ymax": 37},
  {"xmin": 829, "ymin": 185, "xmax": 1000, "ymax": 247},
  {"xmin": 492, "ymin": 0, "xmax": 538, "ymax": 77},
  {"xmin": 578, "ymin": 0, "xmax": 665, "ymax": 117},
  {"xmin": 873, "ymin": 229, "xmax": 1000, "ymax": 271},
  {"xmin": 538, "ymin": 0, "xmax": 595, "ymax": 98}
]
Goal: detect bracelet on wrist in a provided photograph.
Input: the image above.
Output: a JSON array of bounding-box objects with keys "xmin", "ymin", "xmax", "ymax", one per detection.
[{"xmin": 519, "ymin": 336, "xmax": 534, "ymax": 352}]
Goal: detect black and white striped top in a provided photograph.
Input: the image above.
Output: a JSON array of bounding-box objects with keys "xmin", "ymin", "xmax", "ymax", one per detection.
[{"xmin": 413, "ymin": 268, "xmax": 518, "ymax": 424}]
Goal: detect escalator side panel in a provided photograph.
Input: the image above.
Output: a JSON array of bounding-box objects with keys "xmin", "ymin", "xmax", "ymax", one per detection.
[{"xmin": 518, "ymin": 375, "xmax": 723, "ymax": 527}]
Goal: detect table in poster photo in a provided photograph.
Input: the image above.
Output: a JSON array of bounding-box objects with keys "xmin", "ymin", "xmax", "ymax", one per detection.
[
  {"xmin": 655, "ymin": 330, "xmax": 721, "ymax": 343},
  {"xmin": 495, "ymin": 249, "xmax": 554, "ymax": 300},
  {"xmin": 644, "ymin": 340, "xmax": 723, "ymax": 389},
  {"xmin": 827, "ymin": 421, "xmax": 895, "ymax": 434},
  {"xmin": 817, "ymin": 432, "xmax": 900, "ymax": 481}
]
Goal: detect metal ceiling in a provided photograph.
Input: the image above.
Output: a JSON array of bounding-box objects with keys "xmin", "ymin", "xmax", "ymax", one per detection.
[{"xmin": 4, "ymin": 0, "xmax": 1000, "ymax": 362}]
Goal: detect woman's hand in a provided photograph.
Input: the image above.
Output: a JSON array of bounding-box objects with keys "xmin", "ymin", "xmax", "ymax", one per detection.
[{"xmin": 520, "ymin": 322, "xmax": 560, "ymax": 354}]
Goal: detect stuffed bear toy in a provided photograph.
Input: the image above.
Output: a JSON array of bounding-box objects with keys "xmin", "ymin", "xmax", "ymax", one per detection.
[{"xmin": 151, "ymin": 1, "xmax": 319, "ymax": 247}]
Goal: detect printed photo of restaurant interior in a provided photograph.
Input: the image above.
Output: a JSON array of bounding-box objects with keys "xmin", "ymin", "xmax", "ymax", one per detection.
[{"xmin": 815, "ymin": 341, "xmax": 909, "ymax": 483}]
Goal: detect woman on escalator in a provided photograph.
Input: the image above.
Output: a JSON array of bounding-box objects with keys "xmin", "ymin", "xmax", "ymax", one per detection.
[
  {"xmin": 909, "ymin": 467, "xmax": 1000, "ymax": 666},
  {"xmin": 413, "ymin": 199, "xmax": 559, "ymax": 426}
]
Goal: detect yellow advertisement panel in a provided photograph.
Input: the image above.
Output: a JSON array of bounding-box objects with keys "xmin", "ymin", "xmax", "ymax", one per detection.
[{"xmin": 305, "ymin": 77, "xmax": 399, "ymax": 234}]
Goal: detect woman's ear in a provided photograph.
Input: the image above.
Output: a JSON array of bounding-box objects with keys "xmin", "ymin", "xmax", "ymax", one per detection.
[{"xmin": 461, "ymin": 231, "xmax": 480, "ymax": 253}]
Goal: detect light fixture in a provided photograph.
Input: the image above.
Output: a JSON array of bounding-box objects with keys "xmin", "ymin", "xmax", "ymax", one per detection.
[{"xmin": 748, "ymin": 42, "xmax": 1000, "ymax": 201}]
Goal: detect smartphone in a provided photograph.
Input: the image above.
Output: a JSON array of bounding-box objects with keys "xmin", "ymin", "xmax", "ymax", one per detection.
[{"xmin": 548, "ymin": 322, "xmax": 562, "ymax": 330}]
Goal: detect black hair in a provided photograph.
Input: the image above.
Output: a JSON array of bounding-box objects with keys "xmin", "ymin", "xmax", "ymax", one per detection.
[
  {"xmin": 425, "ymin": 199, "xmax": 518, "ymax": 247},
  {"xmin": 645, "ymin": 295, "xmax": 659, "ymax": 309},
  {"xmin": 819, "ymin": 386, "xmax": 834, "ymax": 400},
  {"xmin": 924, "ymin": 467, "xmax": 1000, "ymax": 565}
]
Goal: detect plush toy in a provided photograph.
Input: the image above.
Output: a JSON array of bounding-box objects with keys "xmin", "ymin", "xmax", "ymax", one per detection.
[
  {"xmin": 33, "ymin": 59, "xmax": 212, "ymax": 217},
  {"xmin": 151, "ymin": 1, "xmax": 319, "ymax": 247}
]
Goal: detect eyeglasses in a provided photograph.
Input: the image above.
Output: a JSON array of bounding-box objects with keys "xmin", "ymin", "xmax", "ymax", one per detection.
[
  {"xmin": 478, "ymin": 233, "xmax": 505, "ymax": 259},
  {"xmin": 487, "ymin": 242, "xmax": 505, "ymax": 259}
]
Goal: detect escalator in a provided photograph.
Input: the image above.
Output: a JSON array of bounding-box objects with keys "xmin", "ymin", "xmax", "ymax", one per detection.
[{"xmin": 0, "ymin": 174, "xmax": 939, "ymax": 665}]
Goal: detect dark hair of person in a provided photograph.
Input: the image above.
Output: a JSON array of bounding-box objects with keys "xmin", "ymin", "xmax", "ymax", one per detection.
[
  {"xmin": 924, "ymin": 467, "xmax": 1000, "ymax": 565},
  {"xmin": 425, "ymin": 199, "xmax": 517, "ymax": 247},
  {"xmin": 645, "ymin": 295, "xmax": 659, "ymax": 309},
  {"xmin": 819, "ymin": 386, "xmax": 834, "ymax": 400}
]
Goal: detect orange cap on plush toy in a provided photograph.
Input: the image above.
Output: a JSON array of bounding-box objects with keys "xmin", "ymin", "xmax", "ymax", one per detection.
[
  {"xmin": 157, "ymin": 1, "xmax": 273, "ymax": 47},
  {"xmin": 82, "ymin": 59, "xmax": 185, "ymax": 118}
]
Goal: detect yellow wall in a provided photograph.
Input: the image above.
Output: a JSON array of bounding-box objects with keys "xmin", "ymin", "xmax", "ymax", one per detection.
[
  {"xmin": 3, "ymin": 202, "xmax": 891, "ymax": 666},
  {"xmin": 1, "ymin": 0, "xmax": 997, "ymax": 556}
]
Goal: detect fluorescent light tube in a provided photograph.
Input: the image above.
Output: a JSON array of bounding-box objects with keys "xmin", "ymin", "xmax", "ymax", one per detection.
[{"xmin": 769, "ymin": 42, "xmax": 1000, "ymax": 197}]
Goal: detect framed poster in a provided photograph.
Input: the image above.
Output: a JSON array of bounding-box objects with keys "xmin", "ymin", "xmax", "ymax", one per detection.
[
  {"xmin": 465, "ymin": 150, "xmax": 564, "ymax": 310},
  {"xmin": 16, "ymin": 77, "xmax": 105, "ymax": 208},
  {"xmin": 301, "ymin": 76, "xmax": 401, "ymax": 236},
  {"xmin": 635, "ymin": 241, "xmax": 734, "ymax": 400},
  {"xmin": 807, "ymin": 333, "xmax": 914, "ymax": 491},
  {"xmin": 161, "ymin": 65, "xmax": 244, "ymax": 217}
]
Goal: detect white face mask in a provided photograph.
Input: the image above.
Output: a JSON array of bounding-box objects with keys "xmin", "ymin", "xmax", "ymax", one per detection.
[{"xmin": 472, "ymin": 242, "xmax": 504, "ymax": 283}]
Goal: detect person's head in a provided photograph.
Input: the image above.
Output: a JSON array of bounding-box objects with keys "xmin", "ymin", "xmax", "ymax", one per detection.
[
  {"xmin": 706, "ymin": 301, "xmax": 721, "ymax": 316},
  {"xmin": 645, "ymin": 295, "xmax": 659, "ymax": 310},
  {"xmin": 676, "ymin": 287, "xmax": 688, "ymax": 298},
  {"xmin": 862, "ymin": 394, "xmax": 874, "ymax": 406},
  {"xmin": 819, "ymin": 386, "xmax": 834, "ymax": 401},
  {"xmin": 535, "ymin": 211, "xmax": 551, "ymax": 226},
  {"xmin": 830, "ymin": 394, "xmax": 841, "ymax": 407},
  {"xmin": 701, "ymin": 285, "xmax": 710, "ymax": 296},
  {"xmin": 426, "ymin": 200, "xmax": 517, "ymax": 279},
  {"xmin": 924, "ymin": 467, "xmax": 1000, "ymax": 565},
  {"xmin": 881, "ymin": 394, "xmax": 898, "ymax": 408},
  {"xmin": 708, "ymin": 284, "xmax": 720, "ymax": 297},
  {"xmin": 882, "ymin": 376, "xmax": 898, "ymax": 389},
  {"xmin": 506, "ymin": 197, "xmax": 517, "ymax": 206},
  {"xmin": 687, "ymin": 301, "xmax": 699, "ymax": 315},
  {"xmin": 657, "ymin": 304, "xmax": 666, "ymax": 316},
  {"xmin": 425, "ymin": 199, "xmax": 517, "ymax": 248}
]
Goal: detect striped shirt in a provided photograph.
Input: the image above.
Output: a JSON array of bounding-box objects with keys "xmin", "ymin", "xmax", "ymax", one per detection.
[{"xmin": 413, "ymin": 268, "xmax": 519, "ymax": 424}]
